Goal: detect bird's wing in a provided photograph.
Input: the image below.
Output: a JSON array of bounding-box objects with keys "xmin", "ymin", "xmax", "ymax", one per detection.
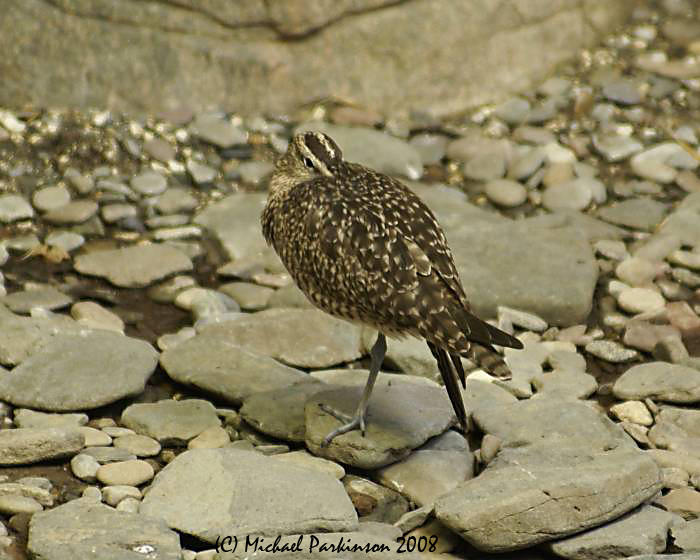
[{"xmin": 303, "ymin": 169, "xmax": 522, "ymax": 351}]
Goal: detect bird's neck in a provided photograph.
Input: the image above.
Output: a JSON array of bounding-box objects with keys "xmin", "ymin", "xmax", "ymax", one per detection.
[{"xmin": 267, "ymin": 172, "xmax": 297, "ymax": 202}]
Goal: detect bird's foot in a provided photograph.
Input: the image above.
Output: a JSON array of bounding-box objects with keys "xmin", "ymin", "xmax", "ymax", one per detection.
[{"xmin": 318, "ymin": 404, "xmax": 366, "ymax": 447}]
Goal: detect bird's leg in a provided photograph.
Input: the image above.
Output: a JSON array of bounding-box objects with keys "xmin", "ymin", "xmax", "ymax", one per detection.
[{"xmin": 320, "ymin": 333, "xmax": 386, "ymax": 447}]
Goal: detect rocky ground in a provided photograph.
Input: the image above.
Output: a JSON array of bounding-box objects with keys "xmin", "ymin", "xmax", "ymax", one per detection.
[{"xmin": 1, "ymin": 1, "xmax": 700, "ymax": 559}]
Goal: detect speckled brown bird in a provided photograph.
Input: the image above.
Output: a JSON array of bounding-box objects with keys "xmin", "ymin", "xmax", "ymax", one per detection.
[{"xmin": 262, "ymin": 131, "xmax": 523, "ymax": 446}]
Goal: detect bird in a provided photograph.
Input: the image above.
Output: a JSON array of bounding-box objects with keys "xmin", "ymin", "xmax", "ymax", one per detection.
[{"xmin": 261, "ymin": 130, "xmax": 523, "ymax": 447}]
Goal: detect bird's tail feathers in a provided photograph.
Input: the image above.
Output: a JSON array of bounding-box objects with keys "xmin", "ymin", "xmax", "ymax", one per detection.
[
  {"xmin": 454, "ymin": 308, "xmax": 523, "ymax": 350},
  {"xmin": 465, "ymin": 343, "xmax": 512, "ymax": 380},
  {"xmin": 428, "ymin": 342, "xmax": 468, "ymax": 433}
]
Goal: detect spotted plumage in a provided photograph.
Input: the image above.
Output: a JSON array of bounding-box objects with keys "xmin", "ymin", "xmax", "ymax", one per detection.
[{"xmin": 262, "ymin": 131, "xmax": 523, "ymax": 441}]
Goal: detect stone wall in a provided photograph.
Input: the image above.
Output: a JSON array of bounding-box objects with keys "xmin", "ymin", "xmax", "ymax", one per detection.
[{"xmin": 1, "ymin": 0, "xmax": 634, "ymax": 117}]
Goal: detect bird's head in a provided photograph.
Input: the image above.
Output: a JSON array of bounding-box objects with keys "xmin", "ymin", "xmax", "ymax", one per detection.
[{"xmin": 270, "ymin": 131, "xmax": 343, "ymax": 194}]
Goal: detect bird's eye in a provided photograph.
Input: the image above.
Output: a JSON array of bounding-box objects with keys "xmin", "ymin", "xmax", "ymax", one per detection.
[{"xmin": 303, "ymin": 157, "xmax": 314, "ymax": 169}]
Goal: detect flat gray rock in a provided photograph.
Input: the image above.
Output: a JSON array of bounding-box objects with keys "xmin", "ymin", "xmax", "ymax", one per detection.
[
  {"xmin": 28, "ymin": 497, "xmax": 181, "ymax": 560},
  {"xmin": 121, "ymin": 399, "xmax": 221, "ymax": 445},
  {"xmin": 375, "ymin": 432, "xmax": 475, "ymax": 507},
  {"xmin": 297, "ymin": 122, "xmax": 423, "ymax": 180},
  {"xmin": 155, "ymin": 187, "xmax": 197, "ymax": 214},
  {"xmin": 660, "ymin": 192, "xmax": 700, "ymax": 247},
  {"xmin": 198, "ymin": 309, "xmax": 363, "ymax": 368},
  {"xmin": 473, "ymin": 398, "xmax": 632, "ymax": 451},
  {"xmin": 613, "ymin": 362, "xmax": 700, "ymax": 403},
  {"xmin": 648, "ymin": 406, "xmax": 700, "ymax": 457},
  {"xmin": 343, "ymin": 474, "xmax": 409, "ymax": 525},
  {"xmin": 194, "ymin": 192, "xmax": 279, "ymax": 262},
  {"xmin": 240, "ymin": 381, "xmax": 327, "ymax": 442},
  {"xmin": 32, "ymin": 185, "xmax": 70, "ymax": 212},
  {"xmin": 0, "ymin": 194, "xmax": 34, "ymax": 222},
  {"xmin": 447, "ymin": 218, "xmax": 598, "ymax": 326},
  {"xmin": 597, "ymin": 198, "xmax": 669, "ymax": 232},
  {"xmin": 408, "ymin": 182, "xmax": 504, "ymax": 232},
  {"xmin": 131, "ymin": 170, "xmax": 167, "ymax": 196},
  {"xmin": 523, "ymin": 210, "xmax": 627, "ymax": 242},
  {"xmin": 0, "ymin": 427, "xmax": 84, "ymax": 465},
  {"xmin": 43, "ymin": 199, "xmax": 98, "ymax": 224},
  {"xmin": 82, "ymin": 446, "xmax": 136, "ymax": 464},
  {"xmin": 542, "ymin": 178, "xmax": 593, "ymax": 211},
  {"xmin": 74, "ymin": 244, "xmax": 193, "ymax": 288},
  {"xmin": 13, "ymin": 409, "xmax": 88, "ymax": 429},
  {"xmin": 547, "ymin": 505, "xmax": 674, "ymax": 559},
  {"xmin": 0, "ymin": 331, "xmax": 158, "ymax": 410},
  {"xmin": 671, "ymin": 518, "xmax": 700, "ymax": 553},
  {"xmin": 0, "ymin": 312, "xmax": 85, "ymax": 366},
  {"xmin": 461, "ymin": 378, "xmax": 518, "ymax": 418},
  {"xmin": 305, "ymin": 381, "xmax": 455, "ymax": 469},
  {"xmin": 0, "ymin": 287, "xmax": 72, "ymax": 314},
  {"xmin": 435, "ymin": 445, "xmax": 661, "ymax": 552},
  {"xmin": 189, "ymin": 113, "xmax": 247, "ymax": 148},
  {"xmin": 161, "ymin": 334, "xmax": 309, "ymax": 405},
  {"xmin": 140, "ymin": 448, "xmax": 357, "ymax": 543},
  {"xmin": 532, "ymin": 369, "xmax": 598, "ymax": 399}
]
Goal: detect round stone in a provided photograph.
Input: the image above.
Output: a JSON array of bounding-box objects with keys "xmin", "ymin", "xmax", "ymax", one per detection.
[
  {"xmin": 113, "ymin": 434, "xmax": 161, "ymax": 457},
  {"xmin": 32, "ymin": 185, "xmax": 71, "ymax": 212},
  {"xmin": 0, "ymin": 494, "xmax": 42, "ymax": 515},
  {"xmin": 116, "ymin": 497, "xmax": 141, "ymax": 513},
  {"xmin": 616, "ymin": 257, "xmax": 657, "ymax": 286},
  {"xmin": 542, "ymin": 179, "xmax": 592, "ymax": 211},
  {"xmin": 96, "ymin": 459, "xmax": 154, "ymax": 486},
  {"xmin": 602, "ymin": 77, "xmax": 644, "ymax": 105},
  {"xmin": 64, "ymin": 169, "xmax": 94, "ymax": 194},
  {"xmin": 593, "ymin": 134, "xmax": 643, "ymax": 162},
  {"xmin": 218, "ymin": 282, "xmax": 274, "ymax": 311},
  {"xmin": 101, "ymin": 485, "xmax": 141, "ymax": 507},
  {"xmin": 43, "ymin": 200, "xmax": 98, "ymax": 224},
  {"xmin": 147, "ymin": 275, "xmax": 197, "ymax": 304},
  {"xmin": 187, "ymin": 426, "xmax": 230, "ymax": 450},
  {"xmin": 143, "ymin": 137, "xmax": 176, "ymax": 163},
  {"xmin": 101, "ymin": 203, "xmax": 137, "ymax": 223},
  {"xmin": 130, "ymin": 170, "xmax": 167, "ymax": 196},
  {"xmin": 484, "ymin": 179, "xmax": 527, "ymax": 207},
  {"xmin": 186, "ymin": 160, "xmax": 217, "ymax": 184},
  {"xmin": 81, "ymin": 486, "xmax": 102, "ymax": 501},
  {"xmin": 71, "ymin": 301, "xmax": 125, "ymax": 333},
  {"xmin": 155, "ymin": 188, "xmax": 198, "ymax": 214},
  {"xmin": 617, "ymin": 287, "xmax": 666, "ymax": 314},
  {"xmin": 70, "ymin": 453, "xmax": 100, "ymax": 482},
  {"xmin": 585, "ymin": 340, "xmax": 639, "ymax": 363},
  {"xmin": 0, "ymin": 194, "xmax": 34, "ymax": 223},
  {"xmin": 101, "ymin": 427, "xmax": 135, "ymax": 438},
  {"xmin": 77, "ymin": 426, "xmax": 112, "ymax": 447},
  {"xmin": 45, "ymin": 231, "xmax": 85, "ymax": 252},
  {"xmin": 480, "ymin": 434, "xmax": 501, "ymax": 465},
  {"xmin": 668, "ymin": 250, "xmax": 700, "ymax": 270},
  {"xmin": 493, "ymin": 97, "xmax": 531, "ymax": 124}
]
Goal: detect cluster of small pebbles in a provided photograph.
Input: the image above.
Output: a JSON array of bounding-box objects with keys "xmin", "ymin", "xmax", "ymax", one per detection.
[{"xmin": 1, "ymin": 1, "xmax": 700, "ymax": 559}]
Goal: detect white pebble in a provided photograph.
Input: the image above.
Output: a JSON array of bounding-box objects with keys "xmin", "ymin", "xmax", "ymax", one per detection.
[
  {"xmin": 617, "ymin": 287, "xmax": 666, "ymax": 314},
  {"xmin": 610, "ymin": 400, "xmax": 653, "ymax": 426}
]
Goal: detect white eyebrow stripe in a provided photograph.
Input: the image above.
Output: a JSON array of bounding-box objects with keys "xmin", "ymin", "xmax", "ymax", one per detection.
[
  {"xmin": 315, "ymin": 133, "xmax": 336, "ymax": 159},
  {"xmin": 299, "ymin": 141, "xmax": 331, "ymax": 177}
]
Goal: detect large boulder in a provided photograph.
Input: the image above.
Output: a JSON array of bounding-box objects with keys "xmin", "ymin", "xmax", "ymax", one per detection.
[{"xmin": 1, "ymin": 0, "xmax": 633, "ymax": 117}]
